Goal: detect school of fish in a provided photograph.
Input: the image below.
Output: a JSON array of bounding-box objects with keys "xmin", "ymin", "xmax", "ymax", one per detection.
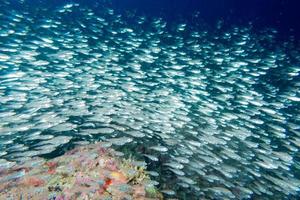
[{"xmin": 0, "ymin": 0, "xmax": 300, "ymax": 199}]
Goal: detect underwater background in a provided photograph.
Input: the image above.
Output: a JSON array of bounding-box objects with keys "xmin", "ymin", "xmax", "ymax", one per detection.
[{"xmin": 0, "ymin": 0, "xmax": 300, "ymax": 199}]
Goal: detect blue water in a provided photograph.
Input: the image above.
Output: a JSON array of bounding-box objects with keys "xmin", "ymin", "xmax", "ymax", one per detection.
[{"xmin": 108, "ymin": 0, "xmax": 300, "ymax": 39}]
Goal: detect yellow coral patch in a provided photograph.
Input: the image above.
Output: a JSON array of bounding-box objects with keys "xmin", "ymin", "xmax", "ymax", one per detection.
[{"xmin": 110, "ymin": 171, "xmax": 127, "ymax": 183}]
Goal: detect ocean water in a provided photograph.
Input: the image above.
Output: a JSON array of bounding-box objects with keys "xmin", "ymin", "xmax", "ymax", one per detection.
[{"xmin": 0, "ymin": 0, "xmax": 300, "ymax": 199}]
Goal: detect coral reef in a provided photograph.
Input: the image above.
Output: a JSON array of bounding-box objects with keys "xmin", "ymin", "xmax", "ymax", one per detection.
[{"xmin": 0, "ymin": 143, "xmax": 163, "ymax": 200}]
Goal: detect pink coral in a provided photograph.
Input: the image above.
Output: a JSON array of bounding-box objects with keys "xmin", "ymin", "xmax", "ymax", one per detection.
[
  {"xmin": 75, "ymin": 172, "xmax": 93, "ymax": 186},
  {"xmin": 21, "ymin": 177, "xmax": 44, "ymax": 187},
  {"xmin": 105, "ymin": 159, "xmax": 118, "ymax": 171},
  {"xmin": 0, "ymin": 142, "xmax": 162, "ymax": 199}
]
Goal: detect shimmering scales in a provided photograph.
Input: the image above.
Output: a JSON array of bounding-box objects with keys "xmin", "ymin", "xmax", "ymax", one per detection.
[
  {"xmin": 0, "ymin": 0, "xmax": 300, "ymax": 199},
  {"xmin": 107, "ymin": 136, "xmax": 133, "ymax": 146}
]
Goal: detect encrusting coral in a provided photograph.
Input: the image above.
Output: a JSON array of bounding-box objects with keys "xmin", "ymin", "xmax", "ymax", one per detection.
[{"xmin": 0, "ymin": 142, "xmax": 163, "ymax": 200}]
